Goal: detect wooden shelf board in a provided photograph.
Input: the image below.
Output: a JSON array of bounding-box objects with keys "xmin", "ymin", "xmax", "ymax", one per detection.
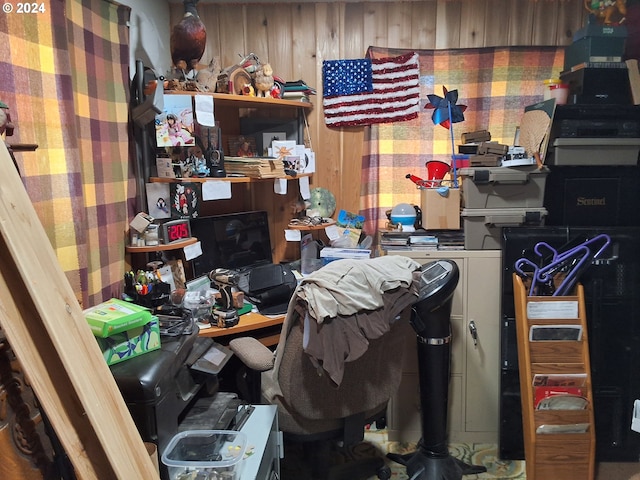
[
  {"xmin": 150, "ymin": 173, "xmax": 311, "ymax": 184},
  {"xmin": 164, "ymin": 91, "xmax": 313, "ymax": 110},
  {"xmin": 125, "ymin": 237, "xmax": 197, "ymax": 253}
]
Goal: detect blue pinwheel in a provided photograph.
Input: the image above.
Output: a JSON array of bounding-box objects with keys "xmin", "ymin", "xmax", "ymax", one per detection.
[{"xmin": 425, "ymin": 86, "xmax": 467, "ymax": 187}]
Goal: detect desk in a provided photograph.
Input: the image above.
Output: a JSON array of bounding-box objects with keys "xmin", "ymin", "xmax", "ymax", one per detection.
[{"xmin": 198, "ymin": 311, "xmax": 285, "ymax": 346}]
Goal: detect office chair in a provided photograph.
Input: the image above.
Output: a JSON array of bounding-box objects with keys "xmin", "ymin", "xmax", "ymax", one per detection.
[{"xmin": 229, "ymin": 256, "xmax": 423, "ymax": 480}]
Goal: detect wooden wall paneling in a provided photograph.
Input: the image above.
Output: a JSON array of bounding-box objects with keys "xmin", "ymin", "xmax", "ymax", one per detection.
[
  {"xmin": 363, "ymin": 2, "xmax": 390, "ymax": 50},
  {"xmin": 343, "ymin": 2, "xmax": 366, "ymax": 57},
  {"xmin": 0, "ymin": 142, "xmax": 158, "ymax": 479},
  {"xmin": 217, "ymin": 7, "xmax": 247, "ymax": 69},
  {"xmin": 265, "ymin": 5, "xmax": 295, "ymax": 82},
  {"xmin": 388, "ymin": 2, "xmax": 414, "ymax": 49},
  {"xmin": 244, "ymin": 4, "xmax": 270, "ymax": 65},
  {"xmin": 555, "ymin": 1, "xmax": 587, "ymax": 46},
  {"xmin": 196, "ymin": 4, "xmax": 221, "ymax": 67},
  {"xmin": 508, "ymin": 0, "xmax": 536, "ymax": 46},
  {"xmin": 484, "ymin": 0, "xmax": 513, "ymax": 47},
  {"xmin": 282, "ymin": 3, "xmax": 320, "ymax": 262},
  {"xmin": 459, "ymin": 0, "xmax": 488, "ymax": 48},
  {"xmin": 291, "ymin": 3, "xmax": 318, "ymax": 118},
  {"xmin": 341, "ymin": 3, "xmax": 367, "ymax": 218},
  {"xmin": 410, "ymin": 1, "xmax": 438, "ymax": 50},
  {"xmin": 314, "ymin": 3, "xmax": 343, "ymax": 213},
  {"xmin": 531, "ymin": 0, "xmax": 558, "ymax": 45},
  {"xmin": 435, "ymin": 0, "xmax": 462, "ymax": 49}
]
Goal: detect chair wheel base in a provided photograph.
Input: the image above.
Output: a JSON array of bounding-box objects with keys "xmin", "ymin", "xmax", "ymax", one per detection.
[{"xmin": 387, "ymin": 450, "xmax": 486, "ymax": 479}]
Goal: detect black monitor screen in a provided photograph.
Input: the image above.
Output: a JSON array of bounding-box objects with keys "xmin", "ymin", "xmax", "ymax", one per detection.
[{"xmin": 189, "ymin": 211, "xmax": 273, "ymax": 277}]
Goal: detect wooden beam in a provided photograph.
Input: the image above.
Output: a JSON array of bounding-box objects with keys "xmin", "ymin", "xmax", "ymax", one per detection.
[{"xmin": 0, "ymin": 141, "xmax": 158, "ymax": 479}]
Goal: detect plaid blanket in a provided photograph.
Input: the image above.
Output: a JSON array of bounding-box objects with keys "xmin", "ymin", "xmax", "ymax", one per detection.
[
  {"xmin": 360, "ymin": 46, "xmax": 564, "ymax": 236},
  {"xmin": 0, "ymin": 0, "xmax": 132, "ymax": 306}
]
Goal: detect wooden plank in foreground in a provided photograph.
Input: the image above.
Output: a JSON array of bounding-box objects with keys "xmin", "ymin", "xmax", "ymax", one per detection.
[{"xmin": 0, "ymin": 141, "xmax": 158, "ymax": 479}]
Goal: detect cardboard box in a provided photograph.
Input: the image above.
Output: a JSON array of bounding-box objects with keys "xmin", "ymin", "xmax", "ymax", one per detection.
[
  {"xmin": 95, "ymin": 316, "xmax": 161, "ymax": 366},
  {"xmin": 84, "ymin": 298, "xmax": 153, "ymax": 338},
  {"xmin": 420, "ymin": 188, "xmax": 461, "ymax": 230}
]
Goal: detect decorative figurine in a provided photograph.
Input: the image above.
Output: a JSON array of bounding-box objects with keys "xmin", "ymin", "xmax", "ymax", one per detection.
[{"xmin": 254, "ymin": 63, "xmax": 275, "ymax": 97}]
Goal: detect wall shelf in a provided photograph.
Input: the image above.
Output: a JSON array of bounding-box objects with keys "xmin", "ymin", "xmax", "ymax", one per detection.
[
  {"xmin": 125, "ymin": 237, "xmax": 197, "ymax": 253},
  {"xmin": 163, "ymin": 90, "xmax": 313, "ymax": 110},
  {"xmin": 149, "ymin": 173, "xmax": 311, "ymax": 184}
]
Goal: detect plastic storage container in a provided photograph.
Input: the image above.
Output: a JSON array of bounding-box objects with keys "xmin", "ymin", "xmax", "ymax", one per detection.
[
  {"xmin": 461, "ymin": 207, "xmax": 547, "ymax": 250},
  {"xmin": 458, "ymin": 166, "xmax": 549, "ymax": 209},
  {"xmin": 161, "ymin": 430, "xmax": 247, "ymax": 480}
]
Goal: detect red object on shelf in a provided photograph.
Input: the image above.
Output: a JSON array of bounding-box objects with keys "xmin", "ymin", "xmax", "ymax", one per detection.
[{"xmin": 406, "ymin": 173, "xmax": 431, "ymax": 188}]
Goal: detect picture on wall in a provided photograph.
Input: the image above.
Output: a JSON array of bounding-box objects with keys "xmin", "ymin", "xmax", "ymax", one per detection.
[
  {"xmin": 228, "ymin": 135, "xmax": 257, "ymax": 157},
  {"xmin": 155, "ymin": 94, "xmax": 196, "ymax": 147},
  {"xmin": 145, "ymin": 182, "xmax": 171, "ymax": 219},
  {"xmin": 170, "ymin": 182, "xmax": 201, "ymax": 219}
]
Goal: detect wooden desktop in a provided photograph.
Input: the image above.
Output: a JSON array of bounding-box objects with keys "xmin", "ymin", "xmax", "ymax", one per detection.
[{"xmin": 198, "ymin": 311, "xmax": 285, "ymax": 347}]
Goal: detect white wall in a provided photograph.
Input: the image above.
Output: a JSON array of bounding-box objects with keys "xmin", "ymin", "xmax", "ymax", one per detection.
[{"xmin": 118, "ymin": 0, "xmax": 171, "ymax": 78}]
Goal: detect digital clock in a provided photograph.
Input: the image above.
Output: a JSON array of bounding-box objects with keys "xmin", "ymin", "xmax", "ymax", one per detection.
[{"xmin": 160, "ymin": 219, "xmax": 192, "ymax": 244}]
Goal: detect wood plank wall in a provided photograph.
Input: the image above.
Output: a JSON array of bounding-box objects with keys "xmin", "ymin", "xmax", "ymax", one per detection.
[{"xmin": 170, "ymin": 0, "xmax": 587, "ymax": 223}]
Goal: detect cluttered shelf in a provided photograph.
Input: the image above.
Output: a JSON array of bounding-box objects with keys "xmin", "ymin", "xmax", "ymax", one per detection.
[
  {"xmin": 149, "ymin": 172, "xmax": 312, "ymax": 184},
  {"xmin": 164, "ymin": 90, "xmax": 313, "ymax": 110},
  {"xmin": 125, "ymin": 237, "xmax": 197, "ymax": 253}
]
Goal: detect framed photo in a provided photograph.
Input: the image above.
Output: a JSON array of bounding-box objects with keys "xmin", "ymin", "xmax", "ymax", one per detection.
[
  {"xmin": 170, "ymin": 182, "xmax": 201, "ymax": 219},
  {"xmin": 239, "ymin": 117, "xmax": 301, "ymax": 155},
  {"xmin": 262, "ymin": 132, "xmax": 287, "ymax": 156},
  {"xmin": 228, "ymin": 135, "xmax": 257, "ymax": 157}
]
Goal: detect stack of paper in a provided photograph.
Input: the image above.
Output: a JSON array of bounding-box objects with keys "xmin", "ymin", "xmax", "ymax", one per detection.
[{"xmin": 224, "ymin": 156, "xmax": 286, "ymax": 178}]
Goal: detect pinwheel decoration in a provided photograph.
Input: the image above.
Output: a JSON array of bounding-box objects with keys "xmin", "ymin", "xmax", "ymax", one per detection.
[{"xmin": 425, "ymin": 86, "xmax": 467, "ymax": 187}]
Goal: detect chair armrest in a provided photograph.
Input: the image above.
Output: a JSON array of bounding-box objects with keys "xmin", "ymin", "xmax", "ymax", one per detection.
[{"xmin": 228, "ymin": 337, "xmax": 275, "ymax": 372}]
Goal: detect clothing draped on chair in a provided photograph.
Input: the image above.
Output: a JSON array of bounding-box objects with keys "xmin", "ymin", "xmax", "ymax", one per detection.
[
  {"xmin": 360, "ymin": 45, "xmax": 564, "ymax": 236},
  {"xmin": 0, "ymin": 0, "xmax": 133, "ymax": 306}
]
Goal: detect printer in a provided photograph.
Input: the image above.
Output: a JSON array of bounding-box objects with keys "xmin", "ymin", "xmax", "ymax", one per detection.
[{"xmin": 109, "ymin": 319, "xmax": 242, "ymax": 478}]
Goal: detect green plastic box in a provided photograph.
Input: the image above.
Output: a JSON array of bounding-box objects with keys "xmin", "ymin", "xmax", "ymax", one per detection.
[
  {"xmin": 84, "ymin": 298, "xmax": 152, "ymax": 338},
  {"xmin": 95, "ymin": 316, "xmax": 160, "ymax": 366}
]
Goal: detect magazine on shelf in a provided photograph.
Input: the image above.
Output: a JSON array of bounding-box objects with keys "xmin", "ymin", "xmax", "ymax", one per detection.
[
  {"xmin": 534, "ymin": 386, "xmax": 588, "ymax": 410},
  {"xmin": 532, "ymin": 373, "xmax": 587, "ymax": 387},
  {"xmin": 529, "ymin": 324, "xmax": 583, "ymax": 341}
]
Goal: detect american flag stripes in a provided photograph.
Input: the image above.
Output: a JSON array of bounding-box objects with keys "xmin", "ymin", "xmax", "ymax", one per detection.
[{"xmin": 322, "ymin": 52, "xmax": 420, "ymax": 128}]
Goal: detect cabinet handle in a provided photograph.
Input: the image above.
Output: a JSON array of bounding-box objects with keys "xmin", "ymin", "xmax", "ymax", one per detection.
[{"xmin": 469, "ymin": 320, "xmax": 478, "ymax": 346}]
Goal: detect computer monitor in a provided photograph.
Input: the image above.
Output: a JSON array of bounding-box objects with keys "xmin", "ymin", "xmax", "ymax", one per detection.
[{"xmin": 189, "ymin": 211, "xmax": 273, "ymax": 277}]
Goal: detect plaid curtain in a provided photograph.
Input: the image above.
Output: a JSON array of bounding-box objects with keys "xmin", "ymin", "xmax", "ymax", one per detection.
[
  {"xmin": 361, "ymin": 46, "xmax": 564, "ymax": 236},
  {"xmin": 0, "ymin": 0, "xmax": 132, "ymax": 307}
]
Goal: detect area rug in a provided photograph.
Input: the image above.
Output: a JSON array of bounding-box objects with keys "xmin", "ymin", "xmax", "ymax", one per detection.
[
  {"xmin": 364, "ymin": 428, "xmax": 526, "ymax": 480},
  {"xmin": 280, "ymin": 427, "xmax": 526, "ymax": 479}
]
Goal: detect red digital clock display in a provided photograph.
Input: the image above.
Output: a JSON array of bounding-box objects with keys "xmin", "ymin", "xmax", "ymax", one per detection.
[{"xmin": 162, "ymin": 219, "xmax": 191, "ymax": 243}]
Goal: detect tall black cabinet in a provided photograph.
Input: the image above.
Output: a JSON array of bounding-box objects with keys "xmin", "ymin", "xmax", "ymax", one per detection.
[{"xmin": 500, "ymin": 226, "xmax": 640, "ymax": 462}]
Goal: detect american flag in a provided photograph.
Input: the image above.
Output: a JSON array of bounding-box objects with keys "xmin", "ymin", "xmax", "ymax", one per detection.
[{"xmin": 322, "ymin": 52, "xmax": 420, "ymax": 128}]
